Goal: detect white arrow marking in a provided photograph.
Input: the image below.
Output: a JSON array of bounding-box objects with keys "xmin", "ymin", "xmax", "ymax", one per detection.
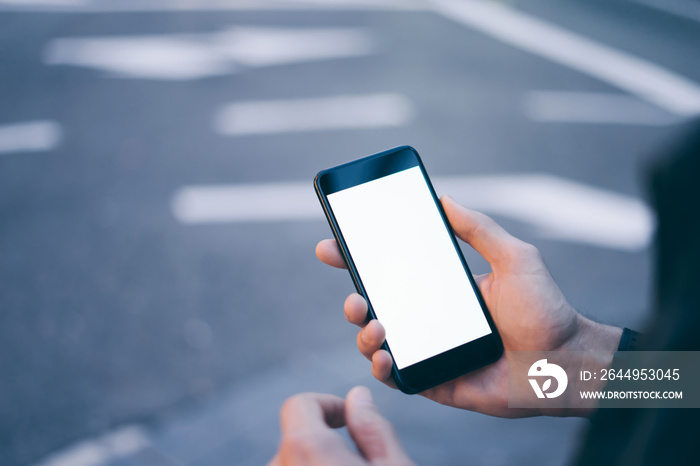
[
  {"xmin": 522, "ymin": 91, "xmax": 678, "ymax": 125},
  {"xmin": 430, "ymin": 0, "xmax": 700, "ymax": 116},
  {"xmin": 44, "ymin": 27, "xmax": 375, "ymax": 81},
  {"xmin": 32, "ymin": 425, "xmax": 149, "ymax": 466},
  {"xmin": 630, "ymin": 0, "xmax": 700, "ymax": 25},
  {"xmin": 1, "ymin": 0, "xmax": 427, "ymax": 12}
]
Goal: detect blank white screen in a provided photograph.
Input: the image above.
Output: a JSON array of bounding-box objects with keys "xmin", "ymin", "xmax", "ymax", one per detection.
[{"xmin": 328, "ymin": 166, "xmax": 491, "ymax": 369}]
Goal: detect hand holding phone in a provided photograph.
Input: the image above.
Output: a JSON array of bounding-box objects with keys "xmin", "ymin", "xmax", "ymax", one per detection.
[
  {"xmin": 315, "ymin": 146, "xmax": 503, "ymax": 394},
  {"xmin": 316, "ymin": 147, "xmax": 619, "ymax": 416}
]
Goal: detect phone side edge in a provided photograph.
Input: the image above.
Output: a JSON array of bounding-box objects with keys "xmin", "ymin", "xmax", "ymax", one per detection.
[{"xmin": 314, "ymin": 173, "xmax": 415, "ymax": 393}]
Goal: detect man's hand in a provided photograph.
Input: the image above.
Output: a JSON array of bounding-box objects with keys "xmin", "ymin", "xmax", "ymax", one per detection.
[
  {"xmin": 316, "ymin": 196, "xmax": 622, "ymax": 418},
  {"xmin": 268, "ymin": 386, "xmax": 414, "ymax": 466}
]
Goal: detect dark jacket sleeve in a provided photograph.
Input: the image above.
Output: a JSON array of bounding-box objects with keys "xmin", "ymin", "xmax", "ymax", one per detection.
[{"xmin": 574, "ymin": 119, "xmax": 700, "ymax": 466}]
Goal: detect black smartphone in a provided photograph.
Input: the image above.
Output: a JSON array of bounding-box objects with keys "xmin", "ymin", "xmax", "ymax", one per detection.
[{"xmin": 314, "ymin": 146, "xmax": 503, "ymax": 394}]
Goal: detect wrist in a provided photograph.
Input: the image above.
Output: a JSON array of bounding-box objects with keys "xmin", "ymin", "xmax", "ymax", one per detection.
[
  {"xmin": 557, "ymin": 315, "xmax": 623, "ymax": 417},
  {"xmin": 571, "ymin": 315, "xmax": 623, "ymax": 354}
]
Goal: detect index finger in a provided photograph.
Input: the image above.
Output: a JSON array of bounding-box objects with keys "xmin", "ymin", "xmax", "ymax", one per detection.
[
  {"xmin": 316, "ymin": 239, "xmax": 347, "ymax": 269},
  {"xmin": 280, "ymin": 393, "xmax": 346, "ymax": 434}
]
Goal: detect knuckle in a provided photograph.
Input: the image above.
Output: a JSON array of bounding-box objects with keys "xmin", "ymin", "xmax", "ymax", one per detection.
[
  {"xmin": 280, "ymin": 394, "xmax": 307, "ymax": 420},
  {"xmin": 519, "ymin": 241, "xmax": 541, "ymax": 259},
  {"xmin": 504, "ymin": 240, "xmax": 540, "ymax": 263}
]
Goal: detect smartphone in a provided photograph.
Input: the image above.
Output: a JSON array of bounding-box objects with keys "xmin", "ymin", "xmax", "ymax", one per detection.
[{"xmin": 314, "ymin": 146, "xmax": 503, "ymax": 394}]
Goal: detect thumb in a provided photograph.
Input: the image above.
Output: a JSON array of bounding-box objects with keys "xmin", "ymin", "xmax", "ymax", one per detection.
[
  {"xmin": 345, "ymin": 386, "xmax": 411, "ymax": 465},
  {"xmin": 441, "ymin": 195, "xmax": 521, "ymax": 269}
]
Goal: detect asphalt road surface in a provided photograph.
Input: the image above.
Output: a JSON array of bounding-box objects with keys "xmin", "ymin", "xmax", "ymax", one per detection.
[{"xmin": 1, "ymin": 1, "xmax": 699, "ymax": 465}]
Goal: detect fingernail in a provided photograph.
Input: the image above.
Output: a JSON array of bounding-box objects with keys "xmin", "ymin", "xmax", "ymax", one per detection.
[{"xmin": 352, "ymin": 386, "xmax": 374, "ymax": 406}]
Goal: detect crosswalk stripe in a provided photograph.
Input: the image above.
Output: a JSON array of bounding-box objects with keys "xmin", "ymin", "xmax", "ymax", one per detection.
[{"xmin": 171, "ymin": 174, "xmax": 655, "ymax": 251}]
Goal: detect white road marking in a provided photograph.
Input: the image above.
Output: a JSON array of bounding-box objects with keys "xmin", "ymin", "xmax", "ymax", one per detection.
[
  {"xmin": 172, "ymin": 181, "xmax": 321, "ymax": 223},
  {"xmin": 430, "ymin": 0, "xmax": 700, "ymax": 116},
  {"xmin": 0, "ymin": 0, "xmax": 86, "ymax": 6},
  {"xmin": 523, "ymin": 91, "xmax": 678, "ymax": 125},
  {"xmin": 213, "ymin": 93, "xmax": 414, "ymax": 136},
  {"xmin": 45, "ymin": 36, "xmax": 235, "ymax": 81},
  {"xmin": 216, "ymin": 27, "xmax": 374, "ymax": 67},
  {"xmin": 171, "ymin": 174, "xmax": 655, "ymax": 251},
  {"xmin": 33, "ymin": 425, "xmax": 149, "ymax": 466},
  {"xmin": 630, "ymin": 0, "xmax": 700, "ymax": 24},
  {"xmin": 0, "ymin": 120, "xmax": 62, "ymax": 155},
  {"xmin": 44, "ymin": 27, "xmax": 375, "ymax": 81},
  {"xmin": 0, "ymin": 0, "xmax": 427, "ymax": 12}
]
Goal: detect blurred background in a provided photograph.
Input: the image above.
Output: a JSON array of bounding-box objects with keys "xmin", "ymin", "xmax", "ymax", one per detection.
[{"xmin": 1, "ymin": 0, "xmax": 698, "ymax": 465}]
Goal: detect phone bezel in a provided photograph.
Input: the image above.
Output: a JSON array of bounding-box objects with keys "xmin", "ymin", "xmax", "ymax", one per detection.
[{"xmin": 314, "ymin": 146, "xmax": 503, "ymax": 394}]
